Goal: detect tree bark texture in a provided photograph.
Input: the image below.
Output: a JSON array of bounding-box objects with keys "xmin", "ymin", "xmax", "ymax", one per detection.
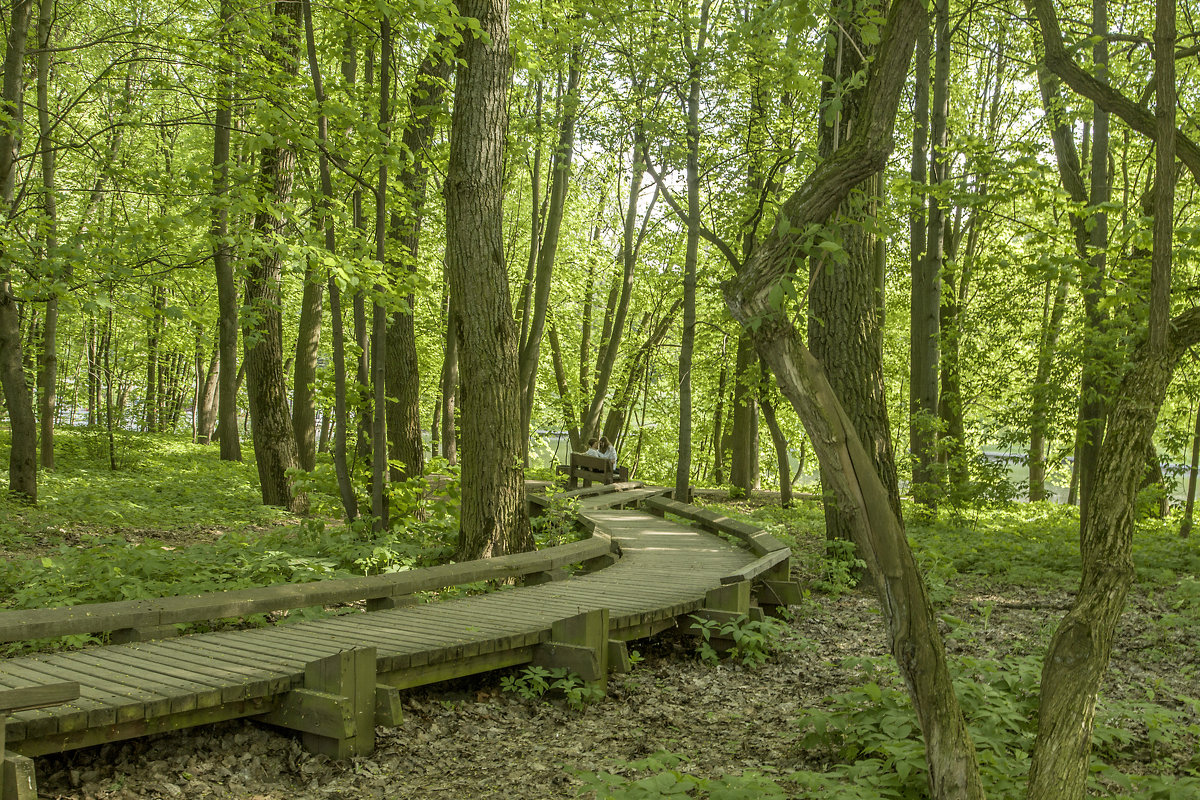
[
  {"xmin": 444, "ymin": 0, "xmax": 531, "ymax": 559},
  {"xmin": 243, "ymin": 0, "xmax": 302, "ymax": 511},
  {"xmin": 724, "ymin": 3, "xmax": 985, "ymax": 797},
  {"xmin": 811, "ymin": 0, "xmax": 901, "ymax": 536}
]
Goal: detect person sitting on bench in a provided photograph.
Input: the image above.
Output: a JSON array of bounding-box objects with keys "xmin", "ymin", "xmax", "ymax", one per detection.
[{"xmin": 594, "ymin": 437, "xmax": 618, "ymax": 471}]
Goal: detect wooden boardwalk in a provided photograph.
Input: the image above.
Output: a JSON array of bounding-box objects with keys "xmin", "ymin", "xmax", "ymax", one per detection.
[{"xmin": 0, "ymin": 485, "xmax": 797, "ymax": 799}]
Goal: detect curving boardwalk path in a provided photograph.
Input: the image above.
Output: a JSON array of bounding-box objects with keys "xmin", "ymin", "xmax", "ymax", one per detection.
[{"xmin": 0, "ymin": 485, "xmax": 797, "ymax": 799}]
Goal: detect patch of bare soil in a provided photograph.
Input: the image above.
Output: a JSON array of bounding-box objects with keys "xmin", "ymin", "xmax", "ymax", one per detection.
[{"xmin": 32, "ymin": 579, "xmax": 1197, "ymax": 800}]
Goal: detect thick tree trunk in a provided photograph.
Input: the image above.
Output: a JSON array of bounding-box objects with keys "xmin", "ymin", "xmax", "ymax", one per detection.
[
  {"xmin": 243, "ymin": 0, "xmax": 303, "ymax": 511},
  {"xmin": 444, "ymin": 0, "xmax": 531, "ymax": 559},
  {"xmin": 810, "ymin": 1, "xmax": 901, "ymax": 537}
]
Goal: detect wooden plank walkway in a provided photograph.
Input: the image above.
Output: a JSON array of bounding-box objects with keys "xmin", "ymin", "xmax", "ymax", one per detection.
[{"xmin": 0, "ymin": 485, "xmax": 795, "ymax": 796}]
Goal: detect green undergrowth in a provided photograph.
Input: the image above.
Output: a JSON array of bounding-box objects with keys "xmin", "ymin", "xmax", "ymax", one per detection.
[
  {"xmin": 0, "ymin": 429, "xmax": 473, "ymax": 653},
  {"xmin": 789, "ymin": 652, "xmax": 1200, "ymax": 799},
  {"xmin": 0, "ymin": 428, "xmax": 289, "ymax": 539}
]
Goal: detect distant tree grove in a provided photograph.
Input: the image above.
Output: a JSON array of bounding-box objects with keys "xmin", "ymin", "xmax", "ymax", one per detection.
[{"xmin": 0, "ymin": 0, "xmax": 1198, "ymax": 795}]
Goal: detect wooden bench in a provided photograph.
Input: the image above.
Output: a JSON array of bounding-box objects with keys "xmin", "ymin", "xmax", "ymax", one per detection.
[{"xmin": 557, "ymin": 452, "xmax": 626, "ymax": 488}]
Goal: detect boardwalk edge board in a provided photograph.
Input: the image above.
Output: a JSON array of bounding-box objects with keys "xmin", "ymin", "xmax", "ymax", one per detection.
[{"xmin": 1, "ymin": 485, "xmax": 801, "ymax": 795}]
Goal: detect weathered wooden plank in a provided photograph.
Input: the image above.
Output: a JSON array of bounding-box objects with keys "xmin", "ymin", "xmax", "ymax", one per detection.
[
  {"xmin": 378, "ymin": 647, "xmax": 536, "ymax": 691},
  {"xmin": 76, "ymin": 650, "xmax": 224, "ymax": 709},
  {"xmin": 123, "ymin": 642, "xmax": 287, "ymax": 704},
  {"xmin": 719, "ymin": 548, "xmax": 791, "ymax": 584},
  {"xmin": 0, "ymin": 661, "xmax": 120, "ymax": 732},
  {"xmin": 0, "ymin": 682, "xmax": 78, "ymax": 715},
  {"xmin": 0, "ymin": 658, "xmax": 146, "ymax": 726},
  {"xmin": 12, "ymin": 696, "xmax": 274, "ymax": 758}
]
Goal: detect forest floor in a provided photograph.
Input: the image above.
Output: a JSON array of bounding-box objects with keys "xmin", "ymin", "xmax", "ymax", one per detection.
[{"xmin": 25, "ymin": 494, "xmax": 1200, "ymax": 800}]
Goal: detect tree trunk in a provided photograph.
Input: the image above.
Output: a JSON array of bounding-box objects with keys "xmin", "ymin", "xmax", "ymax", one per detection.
[
  {"xmin": 911, "ymin": 3, "xmax": 944, "ymax": 508},
  {"xmin": 759, "ymin": 385, "xmax": 791, "ymax": 509},
  {"xmin": 145, "ymin": 285, "xmax": 163, "ymax": 432},
  {"xmin": 0, "ymin": 0, "xmax": 37, "ymax": 500},
  {"xmin": 440, "ymin": 291, "xmax": 459, "ymax": 466},
  {"xmin": 1028, "ymin": 275, "xmax": 1068, "ymax": 501},
  {"xmin": 728, "ymin": 331, "xmax": 758, "ymax": 496},
  {"xmin": 712, "ymin": 334, "xmax": 728, "ymax": 485},
  {"xmin": 387, "ymin": 40, "xmax": 452, "ymax": 482},
  {"xmin": 213, "ymin": 0, "xmax": 241, "ymax": 462},
  {"xmin": 444, "ymin": 0, "xmax": 532, "ymax": 559},
  {"xmin": 197, "ymin": 343, "xmax": 219, "ymax": 443},
  {"xmin": 370, "ymin": 14, "xmax": 392, "ymax": 532},
  {"xmin": 581, "ymin": 138, "xmax": 645, "ymax": 442},
  {"xmin": 35, "ymin": 0, "xmax": 58, "ymax": 469},
  {"xmin": 243, "ymin": 0, "xmax": 303, "ymax": 511},
  {"xmin": 301, "ymin": 0, "xmax": 354, "ymax": 518},
  {"xmin": 676, "ymin": 0, "xmax": 709, "ymax": 502},
  {"xmin": 724, "ymin": 4, "xmax": 986, "ymax": 796},
  {"xmin": 1181, "ymin": 399, "xmax": 1200, "ymax": 538},
  {"xmin": 518, "ymin": 46, "xmax": 581, "ymax": 447},
  {"xmin": 811, "ymin": 0, "xmax": 902, "ymax": 536},
  {"xmin": 292, "ymin": 250, "xmax": 323, "ymax": 473}
]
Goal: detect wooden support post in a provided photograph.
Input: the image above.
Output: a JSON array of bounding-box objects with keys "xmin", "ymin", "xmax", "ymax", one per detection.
[
  {"xmin": 706, "ymin": 581, "xmax": 751, "ymax": 614},
  {"xmin": 365, "ymin": 595, "xmax": 416, "ymax": 612},
  {"xmin": 523, "ymin": 568, "xmax": 569, "ymax": 586},
  {"xmin": 578, "ymin": 553, "xmax": 619, "ymax": 574},
  {"xmin": 533, "ymin": 609, "xmax": 610, "ymax": 692},
  {"xmin": 374, "ymin": 685, "xmax": 403, "ymax": 726},
  {"xmin": 256, "ymin": 647, "xmax": 376, "ymax": 758},
  {"xmin": 756, "ymin": 557, "xmax": 799, "ymax": 617},
  {"xmin": 607, "ymin": 639, "xmax": 631, "ymax": 674},
  {"xmin": 109, "ymin": 625, "xmax": 179, "ymax": 644},
  {"xmin": 2, "ymin": 748, "xmax": 38, "ymax": 800}
]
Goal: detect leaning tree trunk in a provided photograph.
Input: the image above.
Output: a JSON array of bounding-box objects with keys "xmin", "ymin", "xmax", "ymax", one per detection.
[
  {"xmin": 243, "ymin": 0, "xmax": 303, "ymax": 511},
  {"xmin": 444, "ymin": 0, "xmax": 531, "ymax": 559},
  {"xmin": 724, "ymin": 3, "xmax": 985, "ymax": 797}
]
